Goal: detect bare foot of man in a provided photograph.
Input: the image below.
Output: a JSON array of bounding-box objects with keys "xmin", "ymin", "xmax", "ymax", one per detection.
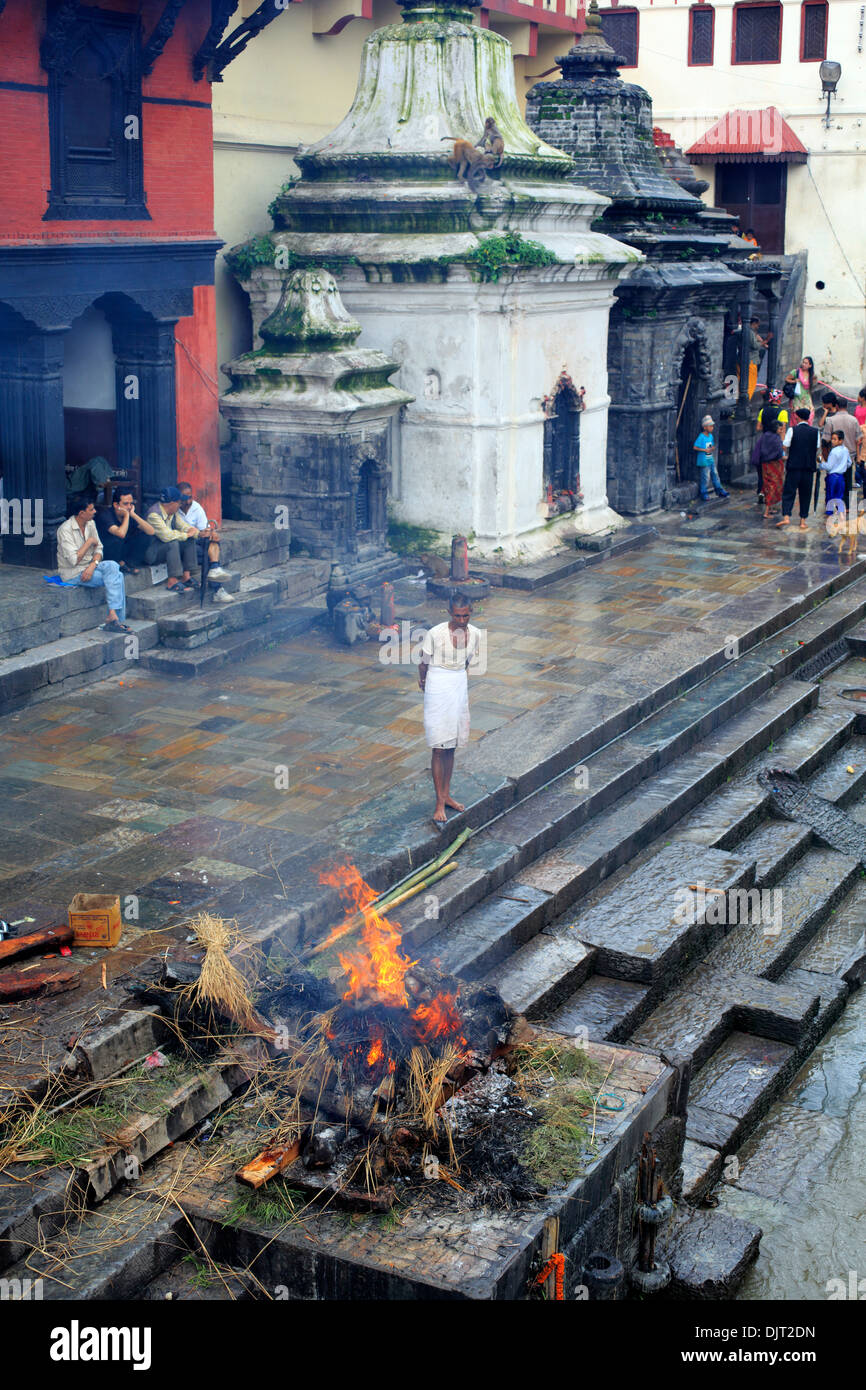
[{"xmin": 444, "ymin": 796, "xmax": 465, "ymax": 812}]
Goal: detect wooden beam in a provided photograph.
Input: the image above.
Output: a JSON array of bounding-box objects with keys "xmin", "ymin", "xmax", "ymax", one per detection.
[
  {"xmin": 0, "ymin": 924, "xmax": 73, "ymax": 966},
  {"xmin": 143, "ymin": 0, "xmax": 189, "ymax": 77},
  {"xmin": 312, "ymin": 0, "xmax": 373, "ymax": 38}
]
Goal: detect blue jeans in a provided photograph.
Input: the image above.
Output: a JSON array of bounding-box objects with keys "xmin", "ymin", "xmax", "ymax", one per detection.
[
  {"xmin": 67, "ymin": 560, "xmax": 126, "ymax": 623},
  {"xmin": 697, "ymin": 462, "xmax": 726, "ymax": 499}
]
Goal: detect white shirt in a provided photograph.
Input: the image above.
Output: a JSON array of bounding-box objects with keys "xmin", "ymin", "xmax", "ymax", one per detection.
[
  {"xmin": 57, "ymin": 515, "xmax": 102, "ymax": 581},
  {"xmin": 421, "ymin": 621, "xmax": 482, "ymax": 671},
  {"xmin": 181, "ymin": 498, "xmax": 208, "ymax": 530}
]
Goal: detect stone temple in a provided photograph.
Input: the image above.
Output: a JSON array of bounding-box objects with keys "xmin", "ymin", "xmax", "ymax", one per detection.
[
  {"xmin": 223, "ymin": 0, "xmax": 640, "ymax": 560},
  {"xmin": 526, "ymin": 4, "xmax": 751, "ymax": 515}
]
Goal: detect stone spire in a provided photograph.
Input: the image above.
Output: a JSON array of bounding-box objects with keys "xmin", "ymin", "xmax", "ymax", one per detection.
[
  {"xmin": 556, "ymin": 0, "xmax": 619, "ymax": 81},
  {"xmin": 527, "ymin": 0, "xmax": 700, "ymax": 212}
]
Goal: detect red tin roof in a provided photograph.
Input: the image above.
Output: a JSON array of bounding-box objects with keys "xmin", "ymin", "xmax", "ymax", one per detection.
[{"xmin": 686, "ymin": 108, "xmax": 808, "ymax": 164}]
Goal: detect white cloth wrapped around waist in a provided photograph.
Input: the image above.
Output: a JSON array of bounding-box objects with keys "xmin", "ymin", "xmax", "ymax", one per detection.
[{"xmin": 423, "ymin": 665, "xmax": 470, "ymax": 750}]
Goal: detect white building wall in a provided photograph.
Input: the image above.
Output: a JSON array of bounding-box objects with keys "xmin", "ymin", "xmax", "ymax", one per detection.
[
  {"xmin": 211, "ymin": 0, "xmax": 579, "ymax": 431},
  {"xmin": 625, "ymin": 0, "xmax": 866, "ymax": 390}
]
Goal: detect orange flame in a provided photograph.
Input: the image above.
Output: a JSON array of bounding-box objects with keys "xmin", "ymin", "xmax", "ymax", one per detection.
[
  {"xmin": 320, "ymin": 862, "xmax": 414, "ymax": 1008},
  {"xmin": 320, "ymin": 862, "xmax": 468, "ymax": 1061},
  {"xmin": 413, "ymin": 993, "xmax": 467, "ymax": 1049}
]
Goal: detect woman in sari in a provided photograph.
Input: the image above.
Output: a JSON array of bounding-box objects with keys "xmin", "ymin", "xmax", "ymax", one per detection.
[
  {"xmin": 760, "ymin": 422, "xmax": 786, "ymax": 519},
  {"xmin": 796, "ymin": 356, "xmax": 817, "ymax": 415}
]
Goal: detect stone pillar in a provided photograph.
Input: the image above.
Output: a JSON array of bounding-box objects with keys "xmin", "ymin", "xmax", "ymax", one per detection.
[
  {"xmin": 0, "ymin": 328, "xmax": 67, "ymax": 567},
  {"xmin": 766, "ymin": 293, "xmax": 780, "ymax": 389},
  {"xmin": 113, "ymin": 316, "xmax": 178, "ymax": 509},
  {"xmin": 736, "ymin": 297, "xmax": 753, "ymax": 419}
]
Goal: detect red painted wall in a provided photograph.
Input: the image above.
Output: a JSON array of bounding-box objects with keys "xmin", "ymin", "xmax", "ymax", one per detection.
[
  {"xmin": 176, "ymin": 284, "xmax": 221, "ymax": 524},
  {"xmin": 0, "ymin": 0, "xmax": 221, "ymax": 514},
  {"xmin": 0, "ymin": 0, "xmax": 215, "ymax": 244}
]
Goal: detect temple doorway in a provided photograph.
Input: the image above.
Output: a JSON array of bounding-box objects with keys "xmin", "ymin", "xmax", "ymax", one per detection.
[{"xmin": 543, "ymin": 375, "xmax": 582, "ymax": 495}]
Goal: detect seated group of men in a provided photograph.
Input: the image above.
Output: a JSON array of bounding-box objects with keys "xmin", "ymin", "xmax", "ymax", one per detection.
[{"xmin": 56, "ymin": 483, "xmax": 232, "ymax": 634}]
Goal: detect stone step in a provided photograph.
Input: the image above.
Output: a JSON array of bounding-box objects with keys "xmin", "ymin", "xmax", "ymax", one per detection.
[
  {"xmin": 509, "ymin": 681, "xmax": 817, "ymax": 919},
  {"xmin": 565, "ymin": 842, "xmax": 755, "ymax": 988},
  {"xmin": 807, "ymin": 735, "xmax": 866, "ymax": 805},
  {"xmin": 632, "ymin": 964, "xmax": 821, "ymax": 1074},
  {"xmin": 748, "ymin": 578, "xmax": 866, "ymax": 680},
  {"xmin": 684, "ymin": 966, "xmax": 849, "ymax": 1156},
  {"xmin": 0, "ymin": 1197, "xmax": 189, "ymax": 1299},
  {"xmin": 0, "ymin": 619, "xmax": 159, "ymax": 716},
  {"xmin": 709, "ymin": 848, "xmax": 861, "ymax": 980},
  {"xmin": 489, "ymin": 843, "xmax": 755, "ymax": 1022},
  {"xmin": 685, "ymin": 1031, "xmax": 796, "ymax": 1152},
  {"xmin": 544, "ymin": 975, "xmax": 650, "ymax": 1044},
  {"xmin": 470, "ymin": 524, "xmax": 658, "ymax": 590},
  {"xmin": 672, "ymin": 704, "xmax": 857, "ymax": 852},
  {"xmin": 140, "ymin": 606, "xmax": 319, "ymax": 678},
  {"xmin": 845, "ymin": 618, "xmax": 866, "ymax": 656},
  {"xmin": 0, "ymin": 1167, "xmax": 78, "ymax": 1273},
  {"xmin": 157, "ymin": 607, "xmax": 224, "ymax": 650},
  {"xmin": 662, "ymin": 1205, "xmax": 762, "ymax": 1298},
  {"xmin": 142, "ymin": 1259, "xmax": 259, "ymax": 1301},
  {"xmin": 791, "ymin": 876, "xmax": 866, "ymax": 983},
  {"xmin": 484, "ymin": 932, "xmax": 596, "ymax": 1018},
  {"xmin": 412, "ymin": 679, "xmax": 818, "ymax": 969}
]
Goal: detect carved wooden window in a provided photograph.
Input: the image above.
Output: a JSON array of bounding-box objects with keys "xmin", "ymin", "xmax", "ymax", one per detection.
[
  {"xmin": 733, "ymin": 3, "xmax": 782, "ymax": 64},
  {"xmin": 689, "ymin": 7, "xmax": 715, "ymax": 66},
  {"xmin": 801, "ymin": 2, "xmax": 828, "ymax": 61},
  {"xmin": 598, "ymin": 9, "xmax": 639, "ymax": 67},
  {"xmin": 44, "ymin": 5, "xmax": 148, "ymax": 221}
]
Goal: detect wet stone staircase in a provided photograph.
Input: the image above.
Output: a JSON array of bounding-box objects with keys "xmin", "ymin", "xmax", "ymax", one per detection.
[{"xmin": 5, "ymin": 554, "xmax": 866, "ymax": 1297}]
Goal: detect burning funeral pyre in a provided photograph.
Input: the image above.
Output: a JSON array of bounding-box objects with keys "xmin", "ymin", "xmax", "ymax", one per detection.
[{"xmin": 140, "ymin": 854, "xmax": 610, "ymax": 1213}]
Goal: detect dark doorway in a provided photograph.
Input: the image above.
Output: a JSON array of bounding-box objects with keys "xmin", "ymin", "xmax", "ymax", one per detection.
[
  {"xmin": 543, "ymin": 381, "xmax": 581, "ymax": 494},
  {"xmin": 355, "ymin": 458, "xmax": 376, "ymax": 533},
  {"xmin": 675, "ymin": 345, "xmax": 702, "ymax": 485},
  {"xmin": 63, "ymin": 304, "xmax": 118, "ymax": 495},
  {"xmin": 716, "ymin": 161, "xmax": 787, "ymax": 253}
]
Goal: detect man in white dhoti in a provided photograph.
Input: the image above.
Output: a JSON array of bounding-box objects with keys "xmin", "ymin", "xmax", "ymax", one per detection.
[{"xmin": 418, "ymin": 597, "xmax": 482, "ymax": 826}]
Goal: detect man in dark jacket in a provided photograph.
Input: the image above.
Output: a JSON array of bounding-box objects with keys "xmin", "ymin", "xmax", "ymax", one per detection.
[{"xmin": 778, "ymin": 409, "xmax": 820, "ymax": 529}]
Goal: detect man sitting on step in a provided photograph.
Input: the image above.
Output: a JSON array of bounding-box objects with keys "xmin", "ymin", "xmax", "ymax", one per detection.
[
  {"xmin": 177, "ymin": 481, "xmax": 232, "ymax": 603},
  {"xmin": 56, "ymin": 495, "xmax": 130, "ymax": 634},
  {"xmin": 143, "ymin": 486, "xmax": 200, "ymax": 595},
  {"xmin": 96, "ymin": 486, "xmax": 155, "ymax": 574}
]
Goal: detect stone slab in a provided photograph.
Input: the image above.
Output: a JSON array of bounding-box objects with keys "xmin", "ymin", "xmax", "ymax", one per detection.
[
  {"xmin": 680, "ymin": 1139, "xmax": 724, "ymax": 1205},
  {"xmin": 664, "ymin": 1206, "xmax": 762, "ymax": 1299}
]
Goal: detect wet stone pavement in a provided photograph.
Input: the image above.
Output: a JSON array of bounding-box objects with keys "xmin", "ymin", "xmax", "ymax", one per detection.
[{"xmin": 0, "ymin": 497, "xmax": 859, "ymax": 1008}]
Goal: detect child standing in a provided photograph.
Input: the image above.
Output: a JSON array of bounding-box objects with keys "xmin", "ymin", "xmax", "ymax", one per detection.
[
  {"xmin": 693, "ymin": 415, "xmax": 730, "ymax": 501},
  {"xmin": 821, "ymin": 429, "xmax": 851, "ymax": 513}
]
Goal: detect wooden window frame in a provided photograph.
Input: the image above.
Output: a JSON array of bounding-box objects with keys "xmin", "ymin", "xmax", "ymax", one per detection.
[
  {"xmin": 597, "ymin": 6, "xmax": 640, "ymax": 68},
  {"xmin": 731, "ymin": 1, "xmax": 783, "ymax": 66},
  {"xmin": 44, "ymin": 6, "xmax": 148, "ymax": 222},
  {"xmin": 688, "ymin": 5, "xmax": 715, "ymax": 66},
  {"xmin": 800, "ymin": 0, "xmax": 828, "ymax": 62}
]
